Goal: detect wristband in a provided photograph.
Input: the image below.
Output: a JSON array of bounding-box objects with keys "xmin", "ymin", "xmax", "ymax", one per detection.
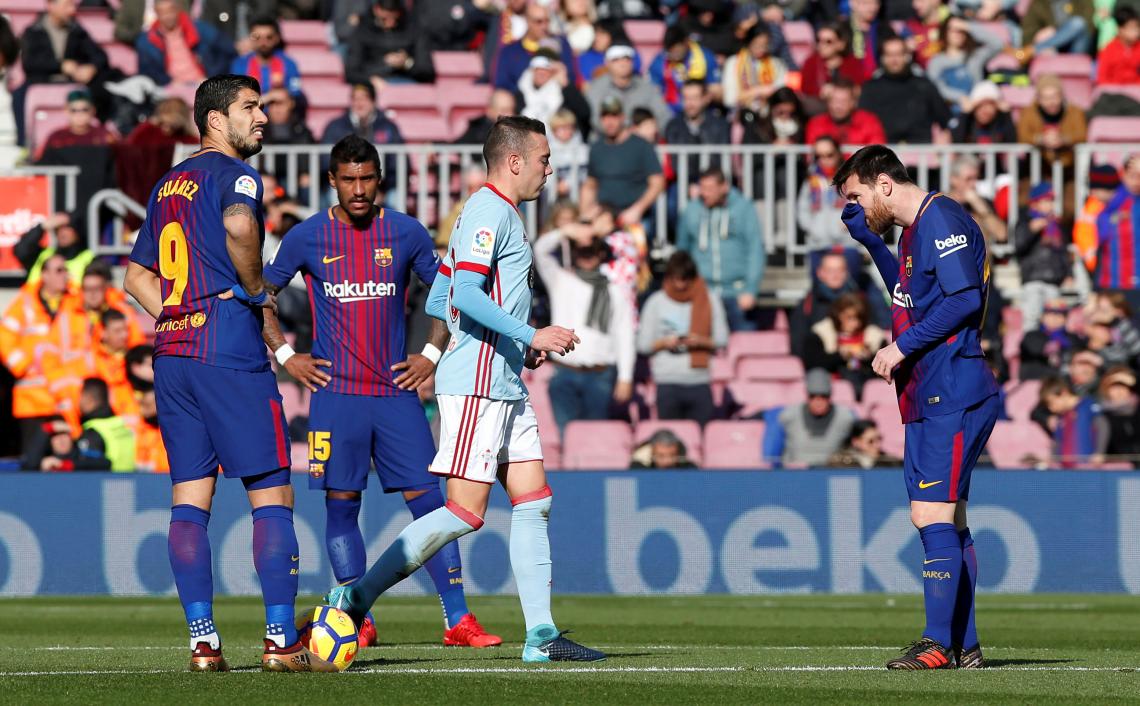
[
  {"xmin": 421, "ymin": 343, "xmax": 442, "ymax": 365},
  {"xmin": 275, "ymin": 344, "xmax": 296, "ymax": 365}
]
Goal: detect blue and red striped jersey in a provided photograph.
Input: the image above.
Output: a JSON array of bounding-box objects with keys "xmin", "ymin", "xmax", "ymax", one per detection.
[
  {"xmin": 1054, "ymin": 397, "xmax": 1102, "ymax": 468},
  {"xmin": 1095, "ymin": 187, "xmax": 1140, "ymax": 290},
  {"xmin": 891, "ymin": 192, "xmax": 999, "ymax": 423},
  {"xmin": 264, "ymin": 207, "xmax": 440, "ymax": 396},
  {"xmin": 129, "ymin": 149, "xmax": 269, "ymax": 372}
]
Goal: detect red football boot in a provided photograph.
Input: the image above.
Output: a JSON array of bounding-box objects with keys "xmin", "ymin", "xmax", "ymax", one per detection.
[
  {"xmin": 188, "ymin": 641, "xmax": 229, "ymax": 672},
  {"xmin": 443, "ymin": 613, "xmax": 503, "ymax": 648},
  {"xmin": 358, "ymin": 614, "xmax": 378, "ymax": 648}
]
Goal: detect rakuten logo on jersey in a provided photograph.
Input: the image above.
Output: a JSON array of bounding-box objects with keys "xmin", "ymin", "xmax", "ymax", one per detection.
[
  {"xmin": 323, "ymin": 280, "xmax": 396, "ymax": 302},
  {"xmin": 893, "ymin": 282, "xmax": 914, "ymax": 309},
  {"xmin": 935, "ymin": 234, "xmax": 969, "ymax": 257}
]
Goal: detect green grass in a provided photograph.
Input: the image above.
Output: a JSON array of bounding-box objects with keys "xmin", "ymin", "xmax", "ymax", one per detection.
[{"xmin": 2, "ymin": 594, "xmax": 1139, "ymax": 704}]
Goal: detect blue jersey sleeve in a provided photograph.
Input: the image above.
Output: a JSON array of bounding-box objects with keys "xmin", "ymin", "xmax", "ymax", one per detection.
[
  {"xmin": 264, "ymin": 222, "xmax": 309, "ymax": 289},
  {"xmin": 406, "ymin": 218, "xmax": 441, "ymax": 286},
  {"xmin": 929, "ymin": 210, "xmax": 981, "ymax": 296},
  {"xmin": 219, "ymin": 163, "xmax": 263, "ymax": 214},
  {"xmin": 129, "ymin": 183, "xmax": 160, "ymax": 269}
]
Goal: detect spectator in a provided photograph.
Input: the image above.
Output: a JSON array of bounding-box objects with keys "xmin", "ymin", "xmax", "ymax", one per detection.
[
  {"xmin": 0, "ymin": 16, "xmax": 17, "ymax": 161},
  {"xmin": 1094, "ymin": 155, "xmax": 1140, "ymax": 302},
  {"xmin": 636, "ymin": 251, "xmax": 729, "ymax": 426},
  {"xmin": 629, "ymin": 429, "xmax": 695, "ymax": 468},
  {"xmin": 721, "ymin": 22, "xmax": 788, "ymax": 114},
  {"xmin": 790, "ymin": 251, "xmax": 888, "ymax": 355},
  {"xmin": 1098, "ymin": 366, "xmax": 1140, "ymax": 466},
  {"xmin": 1019, "ymin": 299, "xmax": 1084, "ymax": 380},
  {"xmin": 927, "ymin": 17, "xmax": 1004, "ymax": 110},
  {"xmin": 439, "ymin": 165, "xmax": 489, "ymax": 244},
  {"xmin": 453, "ymin": 88, "xmax": 517, "ymax": 145},
  {"xmin": 629, "ymin": 106, "xmax": 661, "ymax": 143},
  {"xmin": 803, "ymin": 78, "xmax": 886, "ymax": 146},
  {"xmin": 802, "ymin": 293, "xmax": 886, "ymax": 399},
  {"xmin": 903, "ymin": 0, "xmax": 950, "ymax": 68},
  {"xmin": 578, "ymin": 19, "xmax": 643, "ymax": 81},
  {"xmin": 676, "ymin": 167, "xmax": 765, "ymax": 332},
  {"xmin": 580, "ymin": 96, "xmax": 665, "ymax": 230},
  {"xmin": 548, "ymin": 109, "xmax": 589, "ymax": 198},
  {"xmin": 947, "ymin": 154, "xmax": 1007, "ymax": 244},
  {"xmin": 859, "ymin": 35, "xmax": 952, "ymax": 144},
  {"xmin": 775, "ymin": 368, "xmax": 857, "ymax": 467},
  {"xmin": 556, "ymin": 0, "xmax": 597, "ymax": 54},
  {"xmin": 1017, "ymin": 73, "xmax": 1086, "ymax": 172},
  {"xmin": 481, "ymin": 0, "xmax": 529, "ymax": 82},
  {"xmin": 1073, "ymin": 164, "xmax": 1120, "ymax": 275},
  {"xmin": 517, "ymin": 49, "xmax": 591, "ymax": 130},
  {"xmin": 13, "ymin": 212, "xmax": 93, "ymax": 285},
  {"xmin": 36, "ymin": 89, "xmax": 116, "ymax": 161},
  {"xmin": 231, "ymin": 17, "xmax": 303, "ymax": 96},
  {"xmin": 136, "ymin": 0, "xmax": 234, "ymax": 87},
  {"xmin": 261, "ymin": 88, "xmax": 316, "ymax": 185},
  {"xmin": 742, "ymin": 85, "xmax": 805, "ymax": 150},
  {"xmin": 1019, "ymin": 0, "xmax": 1093, "ymax": 59},
  {"xmin": 649, "ymin": 25, "xmax": 722, "ymax": 114},
  {"xmin": 848, "ymin": 0, "xmax": 883, "ymax": 76},
  {"xmin": 950, "ymin": 80, "xmax": 1018, "ymax": 145},
  {"xmin": 798, "ymin": 136, "xmax": 858, "ymax": 274},
  {"xmin": 493, "ymin": 1, "xmax": 579, "ymax": 91},
  {"xmin": 799, "ymin": 21, "xmax": 868, "ymax": 104},
  {"xmin": 1041, "ymin": 375, "xmax": 1106, "ymax": 468},
  {"xmin": 20, "ymin": 416, "xmax": 110, "ymax": 471},
  {"xmin": 346, "ymin": 0, "xmax": 435, "ymax": 88},
  {"xmin": 828, "ymin": 419, "xmax": 903, "ymax": 468},
  {"xmin": 0, "ymin": 254, "xmax": 70, "ymax": 453},
  {"xmin": 321, "ymin": 83, "xmax": 406, "ymax": 183},
  {"xmin": 533, "ymin": 219, "xmax": 636, "ymax": 431},
  {"xmin": 1097, "ymin": 6, "xmax": 1140, "ymax": 85},
  {"xmin": 134, "ymin": 386, "xmax": 170, "ymax": 473},
  {"xmin": 75, "ymin": 377, "xmax": 136, "ymax": 472},
  {"xmin": 729, "ymin": 3, "xmax": 797, "ymax": 69},
  {"xmin": 680, "ymin": 0, "xmax": 737, "ymax": 57},
  {"xmin": 586, "ymin": 44, "xmax": 671, "ymax": 135},
  {"xmin": 1083, "ymin": 294, "xmax": 1140, "ymax": 367},
  {"xmin": 124, "ymin": 96, "xmax": 196, "ymax": 147},
  {"xmin": 409, "ymin": 0, "xmax": 488, "ymax": 52},
  {"xmin": 44, "ymin": 261, "xmax": 145, "ymax": 375},
  {"xmin": 1014, "ymin": 182, "xmax": 1071, "ymax": 330},
  {"xmin": 47, "ymin": 307, "xmax": 140, "ymax": 434},
  {"xmin": 664, "ymin": 80, "xmax": 730, "ymax": 184},
  {"xmin": 125, "ymin": 343, "xmax": 155, "ymax": 392}
]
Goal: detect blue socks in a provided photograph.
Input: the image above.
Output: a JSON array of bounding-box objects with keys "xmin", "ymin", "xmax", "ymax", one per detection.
[
  {"xmin": 953, "ymin": 528, "xmax": 980, "ymax": 650},
  {"xmin": 407, "ymin": 487, "xmax": 470, "ymax": 629},
  {"xmin": 351, "ymin": 502, "xmax": 482, "ymax": 622},
  {"xmin": 919, "ymin": 523, "xmax": 963, "ymax": 648},
  {"xmin": 326, "ymin": 496, "xmax": 366, "ymax": 584},
  {"xmin": 169, "ymin": 504, "xmax": 218, "ymax": 650},
  {"xmin": 511, "ymin": 488, "xmax": 555, "ymax": 635},
  {"xmin": 252, "ymin": 505, "xmax": 300, "ymax": 647}
]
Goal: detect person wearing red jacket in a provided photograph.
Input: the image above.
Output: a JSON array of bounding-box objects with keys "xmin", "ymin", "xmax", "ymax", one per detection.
[
  {"xmin": 800, "ymin": 22, "xmax": 868, "ymax": 101},
  {"xmin": 804, "ymin": 78, "xmax": 886, "ymax": 146},
  {"xmin": 1097, "ymin": 6, "xmax": 1140, "ymax": 85}
]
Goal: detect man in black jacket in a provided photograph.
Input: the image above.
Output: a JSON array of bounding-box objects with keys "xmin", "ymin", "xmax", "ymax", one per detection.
[
  {"xmin": 663, "ymin": 79, "xmax": 730, "ymax": 186},
  {"xmin": 453, "ymin": 88, "xmax": 516, "ymax": 145},
  {"xmin": 346, "ymin": 0, "xmax": 436, "ymax": 87},
  {"xmin": 858, "ymin": 34, "xmax": 951, "ymax": 144}
]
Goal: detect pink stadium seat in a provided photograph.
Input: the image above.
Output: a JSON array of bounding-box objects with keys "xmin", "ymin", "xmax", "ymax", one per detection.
[
  {"xmin": 443, "ymin": 83, "xmax": 492, "ymax": 119},
  {"xmin": 728, "ymin": 381, "xmax": 799, "ymax": 417},
  {"xmin": 624, "ymin": 19, "xmax": 664, "ymax": 46},
  {"xmin": 1096, "ymin": 461, "xmax": 1134, "ymax": 471},
  {"xmin": 710, "ymin": 356, "xmax": 734, "ymax": 384},
  {"xmin": 1004, "ymin": 379, "xmax": 1041, "ymax": 422},
  {"xmin": 829, "ymin": 377, "xmax": 857, "ymax": 408},
  {"xmin": 635, "ymin": 420, "xmax": 702, "ymax": 464},
  {"xmin": 24, "ymin": 83, "xmax": 80, "ymax": 153},
  {"xmin": 783, "ymin": 21, "xmax": 815, "ymax": 67},
  {"xmin": 80, "ymin": 13, "xmax": 114, "ymax": 44},
  {"xmin": 105, "ymin": 42, "xmax": 138, "ymax": 75},
  {"xmin": 999, "ymin": 85, "xmax": 1035, "ymax": 113},
  {"xmin": 289, "ymin": 46, "xmax": 344, "ymax": 77},
  {"xmin": 737, "ymin": 354, "xmax": 803, "ymax": 382},
  {"xmin": 703, "ymin": 421, "xmax": 766, "ymax": 469},
  {"xmin": 306, "ymin": 108, "xmax": 341, "ymax": 140},
  {"xmin": 379, "ymin": 83, "xmax": 440, "ymax": 110},
  {"xmin": 974, "ymin": 21, "xmax": 1013, "ymax": 47},
  {"xmin": 985, "ymin": 52, "xmax": 1021, "ymax": 75},
  {"xmin": 727, "ymin": 330, "xmax": 791, "ymax": 364},
  {"xmin": 1029, "ymin": 53, "xmax": 1092, "ymax": 109},
  {"xmin": 1091, "ymin": 84, "xmax": 1140, "ymax": 105},
  {"xmin": 1087, "ymin": 116, "xmax": 1140, "ymax": 143},
  {"xmin": 279, "ymin": 383, "xmax": 305, "ymax": 424},
  {"xmin": 867, "ymin": 404, "xmax": 904, "ymax": 457},
  {"xmin": 0, "ymin": 0, "xmax": 45, "ymax": 11},
  {"xmin": 5, "ymin": 10, "xmax": 36, "ymax": 35},
  {"xmin": 987, "ymin": 419, "xmax": 1051, "ymax": 469},
  {"xmin": 433, "ymin": 51, "xmax": 484, "ymax": 81},
  {"xmin": 1002, "ymin": 306, "xmax": 1023, "ymax": 334},
  {"xmin": 397, "ymin": 115, "xmax": 453, "ymax": 142},
  {"xmin": 562, "ymin": 421, "xmax": 632, "ymax": 470},
  {"xmin": 280, "ymin": 20, "xmax": 330, "ymax": 47}
]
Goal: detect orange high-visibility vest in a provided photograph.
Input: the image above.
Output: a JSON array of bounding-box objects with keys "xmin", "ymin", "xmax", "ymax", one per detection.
[
  {"xmin": 0, "ymin": 283, "xmax": 64, "ymax": 419},
  {"xmin": 135, "ymin": 421, "xmax": 170, "ymax": 473}
]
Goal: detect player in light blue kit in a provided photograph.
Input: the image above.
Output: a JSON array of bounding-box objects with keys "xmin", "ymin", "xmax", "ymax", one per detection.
[{"xmin": 326, "ymin": 116, "xmax": 605, "ymax": 662}]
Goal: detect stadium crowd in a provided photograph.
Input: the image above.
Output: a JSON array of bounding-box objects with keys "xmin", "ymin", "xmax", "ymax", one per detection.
[{"xmin": 3, "ymin": 0, "xmax": 1140, "ymax": 471}]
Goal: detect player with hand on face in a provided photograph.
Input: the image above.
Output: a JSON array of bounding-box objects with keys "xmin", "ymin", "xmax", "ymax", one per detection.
[
  {"xmin": 835, "ymin": 145, "xmax": 1000, "ymax": 670},
  {"xmin": 261, "ymin": 135, "xmax": 502, "ymax": 649},
  {"xmin": 124, "ymin": 74, "xmax": 336, "ymax": 673},
  {"xmin": 326, "ymin": 116, "xmax": 605, "ymax": 662}
]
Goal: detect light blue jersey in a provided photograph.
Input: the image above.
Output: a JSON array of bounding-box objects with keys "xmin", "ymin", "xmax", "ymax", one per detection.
[{"xmin": 436, "ymin": 185, "xmax": 534, "ymax": 401}]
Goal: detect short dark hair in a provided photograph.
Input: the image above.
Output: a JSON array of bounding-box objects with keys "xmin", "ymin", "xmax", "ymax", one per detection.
[
  {"xmin": 829, "ymin": 76, "xmax": 857, "ymax": 94},
  {"xmin": 743, "ymin": 21, "xmax": 771, "ymax": 44},
  {"xmin": 847, "ymin": 419, "xmax": 878, "ymax": 445},
  {"xmin": 328, "ymin": 134, "xmax": 383, "ymax": 178},
  {"xmin": 698, "ymin": 166, "xmax": 725, "ymax": 183},
  {"xmin": 352, "ymin": 82, "xmax": 377, "ymax": 103},
  {"xmin": 194, "ymin": 74, "xmax": 261, "ymax": 137},
  {"xmin": 1114, "ymin": 4, "xmax": 1138, "ymax": 27},
  {"xmin": 664, "ymin": 251, "xmax": 699, "ymax": 280},
  {"xmin": 664, "ymin": 25, "xmax": 689, "ymax": 49},
  {"xmin": 831, "ymin": 145, "xmax": 912, "ymax": 193},
  {"xmin": 100, "ymin": 308, "xmax": 127, "ymax": 328},
  {"xmin": 682, "ymin": 78, "xmax": 706, "ymax": 93},
  {"xmin": 877, "ymin": 31, "xmax": 907, "ymax": 62},
  {"xmin": 483, "ymin": 116, "xmax": 546, "ymax": 169},
  {"xmin": 1040, "ymin": 376, "xmax": 1073, "ymax": 401},
  {"xmin": 83, "ymin": 260, "xmax": 113, "ymax": 283},
  {"xmin": 81, "ymin": 377, "xmax": 110, "ymax": 406},
  {"xmin": 0, "ymin": 16, "xmax": 18, "ymax": 69},
  {"xmin": 374, "ymin": 0, "xmax": 405, "ymax": 14},
  {"xmin": 630, "ymin": 107, "xmax": 655, "ymax": 126},
  {"xmin": 249, "ymin": 16, "xmax": 281, "ymax": 34}
]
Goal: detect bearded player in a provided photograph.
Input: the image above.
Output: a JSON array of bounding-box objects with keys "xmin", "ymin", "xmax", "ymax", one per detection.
[
  {"xmin": 124, "ymin": 74, "xmax": 335, "ymax": 672},
  {"xmin": 326, "ymin": 116, "xmax": 605, "ymax": 662},
  {"xmin": 260, "ymin": 135, "xmax": 501, "ymax": 649},
  {"xmin": 836, "ymin": 145, "xmax": 1000, "ymax": 670}
]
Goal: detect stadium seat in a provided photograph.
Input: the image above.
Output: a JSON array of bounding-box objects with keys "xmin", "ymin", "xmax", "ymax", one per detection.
[
  {"xmin": 728, "ymin": 380, "xmax": 799, "ymax": 417},
  {"xmin": 1029, "ymin": 53, "xmax": 1093, "ymax": 109},
  {"xmin": 24, "ymin": 83, "xmax": 81, "ymax": 153},
  {"xmin": 1087, "ymin": 116, "xmax": 1140, "ymax": 144},
  {"xmin": 1091, "ymin": 84, "xmax": 1140, "ymax": 105},
  {"xmin": 443, "ymin": 84, "xmax": 493, "ymax": 125},
  {"xmin": 1004, "ymin": 379, "xmax": 1041, "ymax": 422},
  {"xmin": 288, "ymin": 46, "xmax": 344, "ymax": 77},
  {"xmin": 280, "ymin": 20, "xmax": 330, "ymax": 48},
  {"xmin": 279, "ymin": 383, "xmax": 305, "ymax": 425},
  {"xmin": 858, "ymin": 379, "xmax": 896, "ymax": 414},
  {"xmin": 398, "ymin": 115, "xmax": 453, "ymax": 142},
  {"xmin": 782, "ymin": 21, "xmax": 815, "ymax": 67},
  {"xmin": 105, "ymin": 42, "xmax": 138, "ymax": 75},
  {"xmin": 80, "ymin": 13, "xmax": 114, "ymax": 45},
  {"xmin": 985, "ymin": 52, "xmax": 1022, "ymax": 75},
  {"xmin": 736, "ymin": 354, "xmax": 803, "ymax": 382},
  {"xmin": 703, "ymin": 421, "xmax": 766, "ymax": 469},
  {"xmin": 1002, "ymin": 306, "xmax": 1023, "ymax": 334},
  {"xmin": 987, "ymin": 419, "xmax": 1051, "ymax": 469},
  {"xmin": 974, "ymin": 20, "xmax": 1013, "ymax": 47},
  {"xmin": 710, "ymin": 355, "xmax": 734, "ymax": 384},
  {"xmin": 562, "ymin": 421, "xmax": 632, "ymax": 470},
  {"xmin": 829, "ymin": 377, "xmax": 857, "ymax": 408},
  {"xmin": 999, "ymin": 85, "xmax": 1035, "ymax": 115},
  {"xmin": 866, "ymin": 404, "xmax": 904, "ymax": 457},
  {"xmin": 0, "ymin": 0, "xmax": 44, "ymax": 11},
  {"xmin": 635, "ymin": 420, "xmax": 702, "ymax": 464},
  {"xmin": 5, "ymin": 10, "xmax": 37, "ymax": 35},
  {"xmin": 290, "ymin": 442, "xmax": 308, "ymax": 471},
  {"xmin": 624, "ymin": 19, "xmax": 664, "ymax": 48},
  {"xmin": 433, "ymin": 51, "xmax": 484, "ymax": 83},
  {"xmin": 727, "ymin": 330, "xmax": 791, "ymax": 365}
]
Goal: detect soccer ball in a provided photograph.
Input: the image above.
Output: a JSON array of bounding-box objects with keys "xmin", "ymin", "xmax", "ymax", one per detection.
[{"xmin": 296, "ymin": 605, "xmax": 359, "ymax": 671}]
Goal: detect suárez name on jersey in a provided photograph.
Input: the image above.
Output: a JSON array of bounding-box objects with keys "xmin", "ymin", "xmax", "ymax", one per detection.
[
  {"xmin": 323, "ymin": 280, "xmax": 396, "ymax": 302},
  {"xmin": 935, "ymin": 234, "xmax": 969, "ymax": 257}
]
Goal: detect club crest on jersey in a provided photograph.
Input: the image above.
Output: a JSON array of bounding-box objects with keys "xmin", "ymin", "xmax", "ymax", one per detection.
[
  {"xmin": 374, "ymin": 247, "xmax": 393, "ymax": 267},
  {"xmin": 471, "ymin": 228, "xmax": 494, "ymax": 258},
  {"xmin": 905, "ymin": 255, "xmax": 913, "ymax": 277},
  {"xmin": 234, "ymin": 175, "xmax": 257, "ymax": 199},
  {"xmin": 190, "ymin": 312, "xmax": 207, "ymax": 328}
]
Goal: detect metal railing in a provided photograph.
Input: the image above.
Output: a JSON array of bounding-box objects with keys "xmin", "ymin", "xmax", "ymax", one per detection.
[
  {"xmin": 0, "ymin": 165, "xmax": 80, "ymax": 213},
  {"xmin": 1074, "ymin": 143, "xmax": 1140, "ymax": 213},
  {"xmin": 85, "ymin": 189, "xmax": 148, "ymax": 256}
]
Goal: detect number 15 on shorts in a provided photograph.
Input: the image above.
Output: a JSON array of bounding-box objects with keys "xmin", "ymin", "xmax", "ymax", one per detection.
[{"xmin": 308, "ymin": 431, "xmax": 330, "ymax": 479}]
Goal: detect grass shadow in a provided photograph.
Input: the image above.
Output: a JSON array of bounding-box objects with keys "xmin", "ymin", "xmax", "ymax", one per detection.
[{"xmin": 984, "ymin": 658, "xmax": 1075, "ymax": 667}]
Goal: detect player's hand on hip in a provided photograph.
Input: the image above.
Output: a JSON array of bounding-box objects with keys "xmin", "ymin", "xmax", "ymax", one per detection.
[
  {"xmin": 872, "ymin": 342, "xmax": 906, "ymax": 382},
  {"xmin": 284, "ymin": 354, "xmax": 332, "ymax": 392},
  {"xmin": 226, "ymin": 285, "xmax": 277, "ymax": 313},
  {"xmin": 391, "ymin": 354, "xmax": 435, "ymax": 391},
  {"xmin": 524, "ymin": 349, "xmax": 547, "ymax": 370},
  {"xmin": 531, "ymin": 326, "xmax": 580, "ymax": 356},
  {"xmin": 841, "ymin": 203, "xmax": 878, "ymax": 246}
]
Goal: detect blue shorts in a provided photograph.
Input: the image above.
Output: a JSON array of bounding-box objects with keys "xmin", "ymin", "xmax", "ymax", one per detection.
[
  {"xmin": 904, "ymin": 393, "xmax": 1000, "ymax": 503},
  {"xmin": 154, "ymin": 356, "xmax": 291, "ymax": 484},
  {"xmin": 307, "ymin": 389, "xmax": 436, "ymax": 493}
]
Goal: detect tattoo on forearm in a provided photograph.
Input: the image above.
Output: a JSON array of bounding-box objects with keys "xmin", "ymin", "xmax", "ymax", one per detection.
[{"xmin": 223, "ymin": 203, "xmax": 257, "ymax": 219}]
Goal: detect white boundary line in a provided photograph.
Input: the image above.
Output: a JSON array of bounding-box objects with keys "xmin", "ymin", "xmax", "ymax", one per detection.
[{"xmin": 17, "ymin": 644, "xmax": 1055, "ymax": 652}]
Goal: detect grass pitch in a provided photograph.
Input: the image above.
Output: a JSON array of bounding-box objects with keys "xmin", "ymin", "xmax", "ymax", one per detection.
[{"xmin": 2, "ymin": 594, "xmax": 1139, "ymax": 704}]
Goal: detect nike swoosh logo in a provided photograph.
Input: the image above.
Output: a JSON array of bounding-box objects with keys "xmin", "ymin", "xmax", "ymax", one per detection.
[
  {"xmin": 918, "ymin": 480, "xmax": 943, "ymax": 489},
  {"xmin": 448, "ymin": 567, "xmax": 461, "ymax": 573},
  {"xmin": 322, "ymin": 255, "xmax": 345, "ymax": 264},
  {"xmin": 923, "ymin": 558, "xmax": 952, "ymax": 565},
  {"xmin": 290, "ymin": 555, "xmax": 300, "ymax": 562}
]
